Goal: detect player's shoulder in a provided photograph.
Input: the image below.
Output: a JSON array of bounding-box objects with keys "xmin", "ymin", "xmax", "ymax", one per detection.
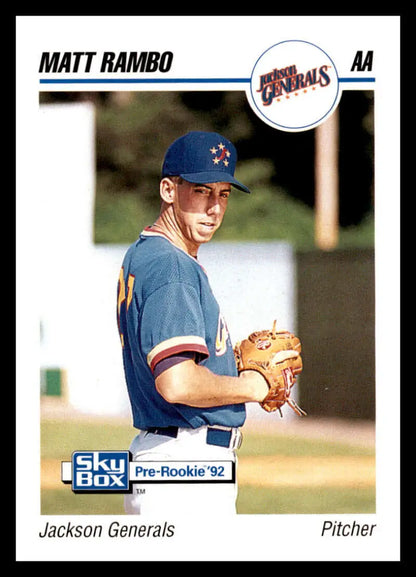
[{"xmin": 127, "ymin": 231, "xmax": 204, "ymax": 285}]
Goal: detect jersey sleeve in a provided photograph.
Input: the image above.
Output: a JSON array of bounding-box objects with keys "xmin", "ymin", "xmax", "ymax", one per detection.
[
  {"xmin": 152, "ymin": 351, "xmax": 196, "ymax": 378},
  {"xmin": 142, "ymin": 281, "xmax": 209, "ymax": 373}
]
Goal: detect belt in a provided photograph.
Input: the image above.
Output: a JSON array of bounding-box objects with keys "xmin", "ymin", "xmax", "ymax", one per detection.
[{"xmin": 147, "ymin": 426, "xmax": 242, "ymax": 450}]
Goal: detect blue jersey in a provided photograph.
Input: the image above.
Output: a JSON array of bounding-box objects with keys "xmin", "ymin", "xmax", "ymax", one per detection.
[{"xmin": 117, "ymin": 228, "xmax": 246, "ymax": 430}]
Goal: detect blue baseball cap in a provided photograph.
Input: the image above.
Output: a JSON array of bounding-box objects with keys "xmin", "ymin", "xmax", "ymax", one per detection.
[{"xmin": 161, "ymin": 131, "xmax": 251, "ymax": 193}]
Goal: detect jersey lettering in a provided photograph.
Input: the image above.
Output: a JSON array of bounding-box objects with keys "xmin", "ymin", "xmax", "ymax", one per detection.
[
  {"xmin": 215, "ymin": 314, "xmax": 229, "ymax": 356},
  {"xmin": 117, "ymin": 267, "xmax": 135, "ymax": 347}
]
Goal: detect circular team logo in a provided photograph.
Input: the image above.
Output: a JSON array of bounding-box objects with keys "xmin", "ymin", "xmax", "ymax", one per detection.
[{"xmin": 247, "ymin": 40, "xmax": 340, "ymax": 132}]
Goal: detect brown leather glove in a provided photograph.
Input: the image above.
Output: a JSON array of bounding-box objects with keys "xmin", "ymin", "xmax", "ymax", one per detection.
[{"xmin": 234, "ymin": 320, "xmax": 306, "ymax": 416}]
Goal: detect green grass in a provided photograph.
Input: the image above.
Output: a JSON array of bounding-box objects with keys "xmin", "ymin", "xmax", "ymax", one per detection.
[
  {"xmin": 41, "ymin": 419, "xmax": 133, "ymax": 460},
  {"xmin": 41, "ymin": 486, "xmax": 376, "ymax": 516},
  {"xmin": 236, "ymin": 486, "xmax": 375, "ymax": 515},
  {"xmin": 236, "ymin": 431, "xmax": 375, "ymax": 514},
  {"xmin": 41, "ymin": 489, "xmax": 125, "ymax": 516},
  {"xmin": 41, "ymin": 419, "xmax": 375, "ymax": 515}
]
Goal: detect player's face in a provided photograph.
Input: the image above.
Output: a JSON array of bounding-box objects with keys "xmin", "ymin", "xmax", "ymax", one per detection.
[{"xmin": 173, "ymin": 180, "xmax": 230, "ymax": 247}]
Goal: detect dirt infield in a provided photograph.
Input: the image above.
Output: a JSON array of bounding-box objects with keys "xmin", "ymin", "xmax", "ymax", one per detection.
[
  {"xmin": 242, "ymin": 414, "xmax": 375, "ymax": 448},
  {"xmin": 238, "ymin": 455, "xmax": 375, "ymax": 488},
  {"xmin": 41, "ymin": 397, "xmax": 375, "ymax": 448}
]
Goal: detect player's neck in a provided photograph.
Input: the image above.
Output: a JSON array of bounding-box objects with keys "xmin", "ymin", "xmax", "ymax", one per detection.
[{"xmin": 151, "ymin": 216, "xmax": 200, "ymax": 258}]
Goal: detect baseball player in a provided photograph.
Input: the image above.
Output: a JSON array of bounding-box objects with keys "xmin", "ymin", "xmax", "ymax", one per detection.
[{"xmin": 117, "ymin": 131, "xmax": 301, "ymax": 515}]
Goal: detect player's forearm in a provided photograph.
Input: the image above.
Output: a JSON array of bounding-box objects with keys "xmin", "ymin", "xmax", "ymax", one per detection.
[{"xmin": 155, "ymin": 359, "xmax": 268, "ymax": 407}]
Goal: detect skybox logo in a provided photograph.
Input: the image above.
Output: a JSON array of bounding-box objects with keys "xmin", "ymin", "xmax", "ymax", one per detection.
[
  {"xmin": 248, "ymin": 40, "xmax": 340, "ymax": 132},
  {"xmin": 61, "ymin": 451, "xmax": 235, "ymax": 493},
  {"xmin": 70, "ymin": 451, "xmax": 130, "ymax": 492}
]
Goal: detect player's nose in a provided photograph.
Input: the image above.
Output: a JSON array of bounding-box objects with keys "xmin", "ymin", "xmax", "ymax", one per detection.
[{"xmin": 206, "ymin": 195, "xmax": 222, "ymax": 215}]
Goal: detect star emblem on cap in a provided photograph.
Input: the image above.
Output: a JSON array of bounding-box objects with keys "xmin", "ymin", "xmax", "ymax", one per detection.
[{"xmin": 210, "ymin": 143, "xmax": 231, "ymax": 167}]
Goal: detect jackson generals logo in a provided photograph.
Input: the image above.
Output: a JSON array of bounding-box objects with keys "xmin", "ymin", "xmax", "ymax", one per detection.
[{"xmin": 247, "ymin": 40, "xmax": 340, "ymax": 132}]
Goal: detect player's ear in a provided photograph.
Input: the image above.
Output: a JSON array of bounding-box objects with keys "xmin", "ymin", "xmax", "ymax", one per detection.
[{"xmin": 159, "ymin": 178, "xmax": 176, "ymax": 204}]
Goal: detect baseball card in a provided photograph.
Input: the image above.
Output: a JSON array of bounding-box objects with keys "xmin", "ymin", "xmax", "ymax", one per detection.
[{"xmin": 15, "ymin": 14, "xmax": 401, "ymax": 562}]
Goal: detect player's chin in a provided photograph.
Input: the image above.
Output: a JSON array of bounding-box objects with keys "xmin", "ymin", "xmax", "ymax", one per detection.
[{"xmin": 195, "ymin": 222, "xmax": 220, "ymax": 241}]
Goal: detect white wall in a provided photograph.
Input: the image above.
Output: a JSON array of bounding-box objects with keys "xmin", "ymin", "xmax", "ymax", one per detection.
[
  {"xmin": 200, "ymin": 242, "xmax": 297, "ymax": 420},
  {"xmin": 38, "ymin": 103, "xmax": 297, "ymax": 420}
]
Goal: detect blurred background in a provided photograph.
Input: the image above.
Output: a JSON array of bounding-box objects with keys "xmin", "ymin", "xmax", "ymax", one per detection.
[
  {"xmin": 38, "ymin": 89, "xmax": 375, "ymax": 514},
  {"xmin": 40, "ymin": 89, "xmax": 374, "ymax": 248}
]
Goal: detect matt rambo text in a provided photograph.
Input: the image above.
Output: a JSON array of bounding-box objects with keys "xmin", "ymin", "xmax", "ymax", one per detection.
[
  {"xmin": 39, "ymin": 521, "xmax": 175, "ymax": 539},
  {"xmin": 38, "ymin": 51, "xmax": 174, "ymax": 74}
]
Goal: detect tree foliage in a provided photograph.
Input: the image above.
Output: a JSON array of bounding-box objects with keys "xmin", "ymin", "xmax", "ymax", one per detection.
[{"xmin": 40, "ymin": 90, "xmax": 374, "ymax": 248}]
